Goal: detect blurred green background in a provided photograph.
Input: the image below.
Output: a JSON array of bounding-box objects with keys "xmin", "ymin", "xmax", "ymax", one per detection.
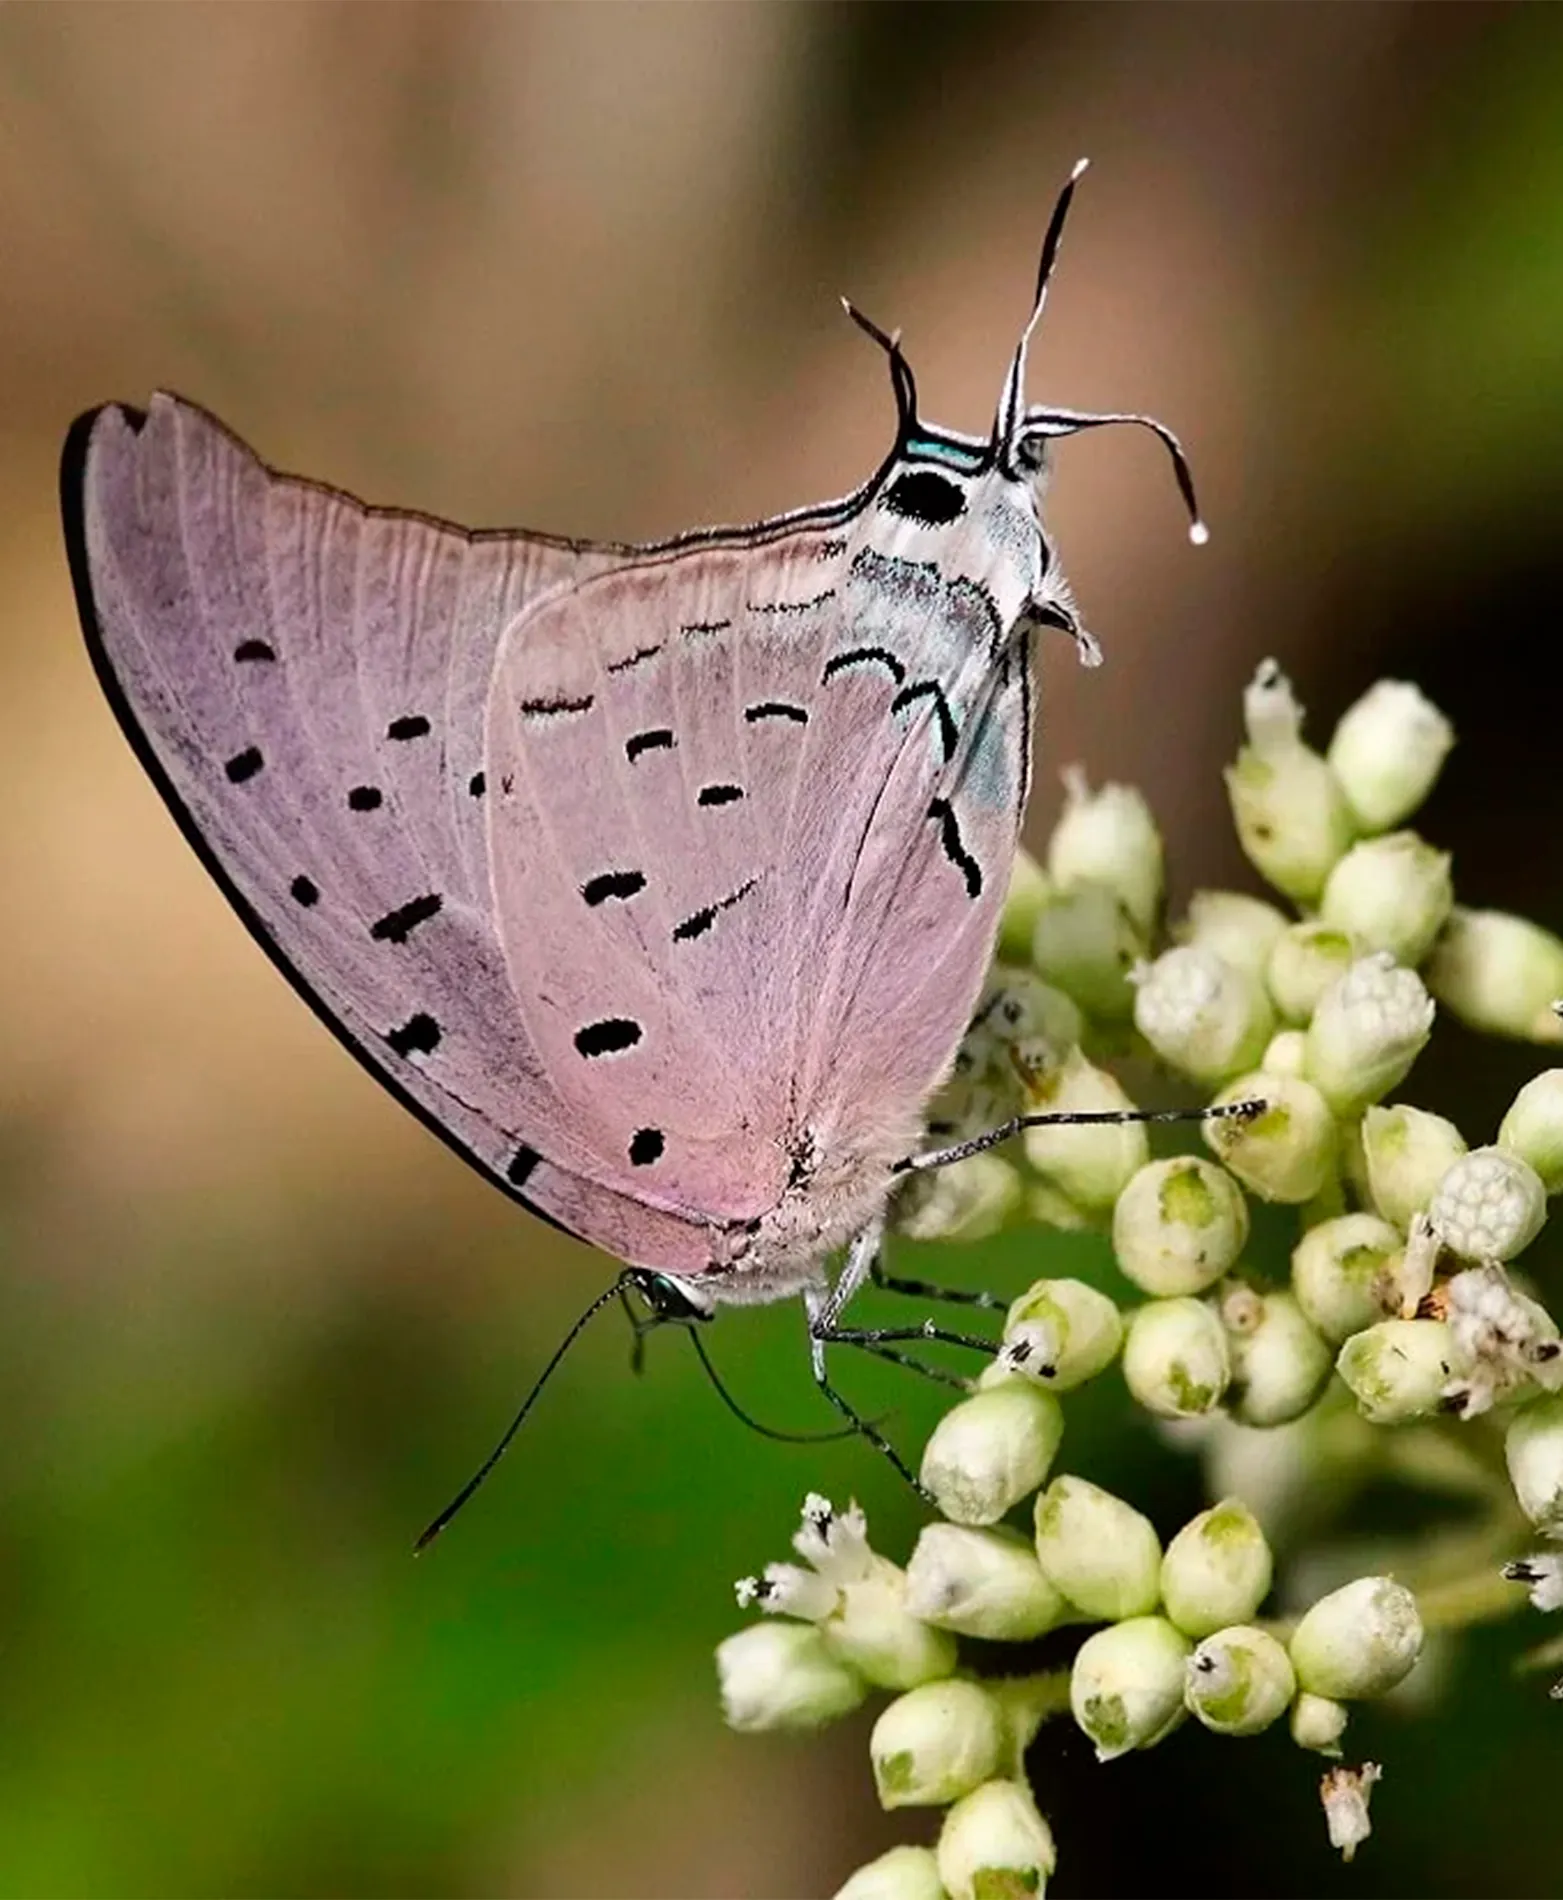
[{"xmin": 1, "ymin": 4, "xmax": 1561, "ymax": 1894}]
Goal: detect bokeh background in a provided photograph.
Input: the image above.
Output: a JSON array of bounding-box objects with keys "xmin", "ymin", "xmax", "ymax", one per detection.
[{"xmin": 2, "ymin": 4, "xmax": 1562, "ymax": 1895}]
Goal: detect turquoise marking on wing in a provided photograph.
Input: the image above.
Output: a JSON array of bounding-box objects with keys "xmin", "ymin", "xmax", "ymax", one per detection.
[{"xmin": 905, "ymin": 438, "xmax": 984, "ymax": 472}]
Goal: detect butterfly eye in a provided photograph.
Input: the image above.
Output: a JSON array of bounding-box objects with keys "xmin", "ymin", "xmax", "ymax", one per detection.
[{"xmin": 1013, "ymin": 432, "xmax": 1048, "ymax": 476}]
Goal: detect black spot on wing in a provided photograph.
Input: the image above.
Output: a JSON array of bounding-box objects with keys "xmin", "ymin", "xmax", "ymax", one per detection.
[
  {"xmin": 672, "ymin": 876, "xmax": 757, "ymax": 944},
  {"xmin": 387, "ymin": 714, "xmax": 430, "ymax": 741},
  {"xmin": 468, "ymin": 771, "xmax": 486, "ymax": 798},
  {"xmin": 697, "ymin": 783, "xmax": 743, "ymax": 808},
  {"xmin": 370, "ymin": 893, "xmax": 443, "ymax": 943},
  {"xmin": 225, "ymin": 746, "xmax": 263, "ymax": 783},
  {"xmin": 626, "ymin": 728, "xmax": 675, "ymax": 762},
  {"xmin": 892, "ymin": 680, "xmax": 958, "ymax": 760},
  {"xmin": 680, "ymin": 619, "xmax": 731, "ymax": 639},
  {"xmin": 506, "ymin": 1145, "xmax": 541, "ymax": 1188},
  {"xmin": 745, "ymin": 701, "xmax": 809, "ymax": 725},
  {"xmin": 347, "ymin": 785, "xmax": 383, "ymax": 812},
  {"xmin": 233, "ymin": 639, "xmax": 275, "ymax": 663},
  {"xmin": 387, "ymin": 1012, "xmax": 441, "ymax": 1058},
  {"xmin": 882, "ymin": 470, "xmax": 966, "ymax": 525},
  {"xmin": 290, "ymin": 875, "xmax": 319, "ymax": 907},
  {"xmin": 574, "ymin": 1017, "xmax": 643, "ymax": 1058},
  {"xmin": 606, "ymin": 643, "xmax": 663, "ymax": 673},
  {"xmin": 521, "ymin": 694, "xmax": 594, "ymax": 718},
  {"xmin": 927, "ymin": 799, "xmax": 982, "ymax": 899},
  {"xmin": 581, "ymin": 869, "xmax": 646, "ymax": 906},
  {"xmin": 629, "ymin": 1127, "xmax": 664, "ymax": 1166},
  {"xmin": 822, "ymin": 647, "xmax": 906, "ymax": 686}
]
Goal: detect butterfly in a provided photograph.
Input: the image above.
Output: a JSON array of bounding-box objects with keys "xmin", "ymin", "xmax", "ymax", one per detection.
[{"xmin": 60, "ymin": 162, "xmax": 1203, "ymax": 1521}]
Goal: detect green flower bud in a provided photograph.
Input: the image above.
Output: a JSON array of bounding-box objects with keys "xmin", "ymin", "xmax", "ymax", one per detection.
[
  {"xmin": 1031, "ymin": 883, "xmax": 1143, "ymax": 1021},
  {"xmin": 871, "ymin": 1679, "xmax": 1006, "ymax": 1809},
  {"xmin": 921, "ymin": 1384, "xmax": 1064, "ymax": 1528},
  {"xmin": 1336, "ymin": 1319, "xmax": 1454, "ymax": 1423},
  {"xmin": 1426, "ymin": 907, "xmax": 1563, "ymax": 1045},
  {"xmin": 1304, "ymin": 953, "xmax": 1435, "ymax": 1116},
  {"xmin": 1290, "ymin": 1691, "xmax": 1349, "ymax": 1757},
  {"xmin": 1070, "ymin": 1617, "xmax": 1191, "ymax": 1762},
  {"xmin": 1261, "ymin": 1029, "xmax": 1309, "ymax": 1076},
  {"xmin": 1022, "ymin": 1046, "xmax": 1149, "ymax": 1213},
  {"xmin": 1327, "ymin": 679, "xmax": 1454, "ymax": 833},
  {"xmin": 997, "ymin": 848, "xmax": 1052, "ymax": 966},
  {"xmin": 1291, "ymin": 1213, "xmax": 1403, "ymax": 1342},
  {"xmin": 1185, "ymin": 1625, "xmax": 1296, "ymax": 1736},
  {"xmin": 1160, "ymin": 1499, "xmax": 1274, "ymax": 1638},
  {"xmin": 1498, "ymin": 1070, "xmax": 1563, "ymax": 1194},
  {"xmin": 1176, "ymin": 889, "xmax": 1290, "ymax": 979},
  {"xmin": 716, "ymin": 1621, "xmax": 867, "ymax": 1732},
  {"xmin": 1112, "ymin": 1156, "xmax": 1250, "ymax": 1296},
  {"xmin": 905, "ymin": 1523, "xmax": 1066, "ymax": 1641},
  {"xmin": 1132, "ymin": 945, "xmax": 1275, "ymax": 1086},
  {"xmin": 1123, "ymin": 1298, "xmax": 1231, "ymax": 1419},
  {"xmin": 999, "ymin": 1277, "xmax": 1123, "ymax": 1392},
  {"xmin": 1226, "ymin": 1289, "xmax": 1333, "ymax": 1426},
  {"xmin": 1034, "ymin": 1476, "xmax": 1162, "ymax": 1620},
  {"xmin": 1428, "ymin": 1145, "xmax": 1547, "ymax": 1262},
  {"xmin": 1288, "ymin": 1577, "xmax": 1424, "ymax": 1699},
  {"xmin": 1360, "ymin": 1103, "xmax": 1467, "ymax": 1230},
  {"xmin": 1317, "ymin": 832, "xmax": 1453, "ymax": 967},
  {"xmin": 1225, "ymin": 661, "xmax": 1356, "ymax": 903},
  {"xmin": 834, "ymin": 1846, "xmax": 946, "ymax": 1900},
  {"xmin": 897, "ymin": 1153, "xmax": 1023, "ymax": 1244},
  {"xmin": 1046, "ymin": 766, "xmax": 1164, "ymax": 933},
  {"xmin": 937, "ymin": 1781, "xmax": 1057, "ymax": 1900},
  {"xmin": 1506, "ymin": 1395, "xmax": 1563, "ymax": 1533},
  {"xmin": 1267, "ymin": 921, "xmax": 1361, "ymax": 1025},
  {"xmin": 1204, "ymin": 1072, "xmax": 1337, "ymax": 1205},
  {"xmin": 1027, "ymin": 1180, "xmax": 1093, "ymax": 1233},
  {"xmin": 1321, "ymin": 1762, "xmax": 1381, "ymax": 1865}
]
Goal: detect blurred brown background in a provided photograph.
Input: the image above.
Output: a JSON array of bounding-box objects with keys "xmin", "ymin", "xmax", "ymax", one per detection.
[{"xmin": 2, "ymin": 4, "xmax": 1561, "ymax": 1896}]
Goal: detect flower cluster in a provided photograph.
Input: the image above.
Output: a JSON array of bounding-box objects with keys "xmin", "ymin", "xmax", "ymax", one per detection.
[{"xmin": 718, "ymin": 666, "xmax": 1563, "ymax": 1896}]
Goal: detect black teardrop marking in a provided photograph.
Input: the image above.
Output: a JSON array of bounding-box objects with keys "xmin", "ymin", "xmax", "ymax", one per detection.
[
  {"xmin": 628, "ymin": 1127, "xmax": 665, "ymax": 1166},
  {"xmin": 370, "ymin": 893, "xmax": 443, "ymax": 943},
  {"xmin": 506, "ymin": 1145, "xmax": 541, "ymax": 1188},
  {"xmin": 387, "ymin": 715, "xmax": 431, "ymax": 741},
  {"xmin": 928, "ymin": 799, "xmax": 982, "ymax": 899},
  {"xmin": 225, "ymin": 746, "xmax": 264, "ymax": 783},
  {"xmin": 882, "ymin": 469, "xmax": 967, "ymax": 525},
  {"xmin": 574, "ymin": 1018, "xmax": 642, "ymax": 1059},
  {"xmin": 233, "ymin": 639, "xmax": 276, "ymax": 663},
  {"xmin": 822, "ymin": 647, "xmax": 906, "ymax": 686},
  {"xmin": 744, "ymin": 702, "xmax": 809, "ymax": 725},
  {"xmin": 626, "ymin": 728, "xmax": 675, "ymax": 762},
  {"xmin": 891, "ymin": 680, "xmax": 958, "ymax": 760},
  {"xmin": 347, "ymin": 785, "xmax": 383, "ymax": 812},
  {"xmin": 290, "ymin": 875, "xmax": 319, "ymax": 907},
  {"xmin": 468, "ymin": 771, "xmax": 486, "ymax": 799},
  {"xmin": 581, "ymin": 870, "xmax": 646, "ymax": 907},
  {"xmin": 697, "ymin": 783, "xmax": 743, "ymax": 808},
  {"xmin": 521, "ymin": 694, "xmax": 594, "ymax": 718},
  {"xmin": 387, "ymin": 1012, "xmax": 441, "ymax": 1058}
]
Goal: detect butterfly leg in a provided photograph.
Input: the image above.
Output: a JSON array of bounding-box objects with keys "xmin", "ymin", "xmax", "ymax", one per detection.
[{"xmin": 869, "ymin": 1257, "xmax": 1008, "ymax": 1313}]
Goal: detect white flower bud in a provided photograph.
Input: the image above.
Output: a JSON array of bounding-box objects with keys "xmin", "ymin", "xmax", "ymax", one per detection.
[
  {"xmin": 978, "ymin": 967, "xmax": 1085, "ymax": 1073},
  {"xmin": 937, "ymin": 1781, "xmax": 1056, "ymax": 1900},
  {"xmin": 1027, "ymin": 1180, "xmax": 1093, "ymax": 1233},
  {"xmin": 1361, "ymin": 1103, "xmax": 1467, "ymax": 1230},
  {"xmin": 997, "ymin": 847, "xmax": 1052, "ymax": 966},
  {"xmin": 896, "ymin": 1153, "xmax": 1022, "ymax": 1243},
  {"xmin": 1426, "ymin": 908, "xmax": 1563, "ymax": 1046},
  {"xmin": 905, "ymin": 1523, "xmax": 1066, "ymax": 1641},
  {"xmin": 1428, "ymin": 1145, "xmax": 1547, "ymax": 1262},
  {"xmin": 1291, "ymin": 1213, "xmax": 1403, "ymax": 1342},
  {"xmin": 1318, "ymin": 832, "xmax": 1453, "ymax": 967},
  {"xmin": 871, "ymin": 1679, "xmax": 1005, "ymax": 1808},
  {"xmin": 1069, "ymin": 1617, "xmax": 1191, "ymax": 1762},
  {"xmin": 1226, "ymin": 1290, "xmax": 1333, "ymax": 1426},
  {"xmin": 999, "ymin": 1277, "xmax": 1123, "ymax": 1391},
  {"xmin": 1022, "ymin": 1046, "xmax": 1149, "ymax": 1212},
  {"xmin": 1261, "ymin": 1029, "xmax": 1308, "ymax": 1076},
  {"xmin": 1112, "ymin": 1157, "xmax": 1250, "ymax": 1297},
  {"xmin": 1498, "ymin": 1070, "xmax": 1563, "ymax": 1195},
  {"xmin": 1267, "ymin": 921, "xmax": 1361, "ymax": 1025},
  {"xmin": 1160, "ymin": 1499, "xmax": 1274, "ymax": 1638},
  {"xmin": 1327, "ymin": 679, "xmax": 1454, "ymax": 832},
  {"xmin": 822, "ymin": 1559, "xmax": 959, "ymax": 1691},
  {"xmin": 716, "ymin": 1621, "xmax": 867, "ymax": 1732},
  {"xmin": 1034, "ymin": 1476, "xmax": 1162, "ymax": 1620},
  {"xmin": 1304, "ymin": 953, "xmax": 1435, "ymax": 1116},
  {"xmin": 1506, "ymin": 1395, "xmax": 1563, "ymax": 1534},
  {"xmin": 1176, "ymin": 889, "xmax": 1290, "ymax": 979},
  {"xmin": 1185, "ymin": 1625, "xmax": 1296, "ymax": 1736},
  {"xmin": 1031, "ymin": 883, "xmax": 1143, "ymax": 1022},
  {"xmin": 1442, "ymin": 1263, "xmax": 1560, "ymax": 1417},
  {"xmin": 1503, "ymin": 1553, "xmax": 1563, "ymax": 1613},
  {"xmin": 920, "ymin": 1383, "xmax": 1064, "ymax": 1528},
  {"xmin": 1205, "ymin": 1073, "xmax": 1336, "ymax": 1205},
  {"xmin": 1132, "ymin": 945, "xmax": 1275, "ymax": 1086},
  {"xmin": 834, "ymin": 1846, "xmax": 946, "ymax": 1900},
  {"xmin": 1047, "ymin": 767, "xmax": 1164, "ymax": 933},
  {"xmin": 1291, "ymin": 1691, "xmax": 1349, "ymax": 1757},
  {"xmin": 736, "ymin": 1561, "xmax": 840, "ymax": 1622},
  {"xmin": 1225, "ymin": 661, "xmax": 1356, "ymax": 903},
  {"xmin": 1289, "ymin": 1577, "xmax": 1424, "ymax": 1700},
  {"xmin": 1321, "ymin": 1762, "xmax": 1381, "ymax": 1864},
  {"xmin": 1336, "ymin": 1319, "xmax": 1454, "ymax": 1423},
  {"xmin": 1123, "ymin": 1298, "xmax": 1232, "ymax": 1419}
]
